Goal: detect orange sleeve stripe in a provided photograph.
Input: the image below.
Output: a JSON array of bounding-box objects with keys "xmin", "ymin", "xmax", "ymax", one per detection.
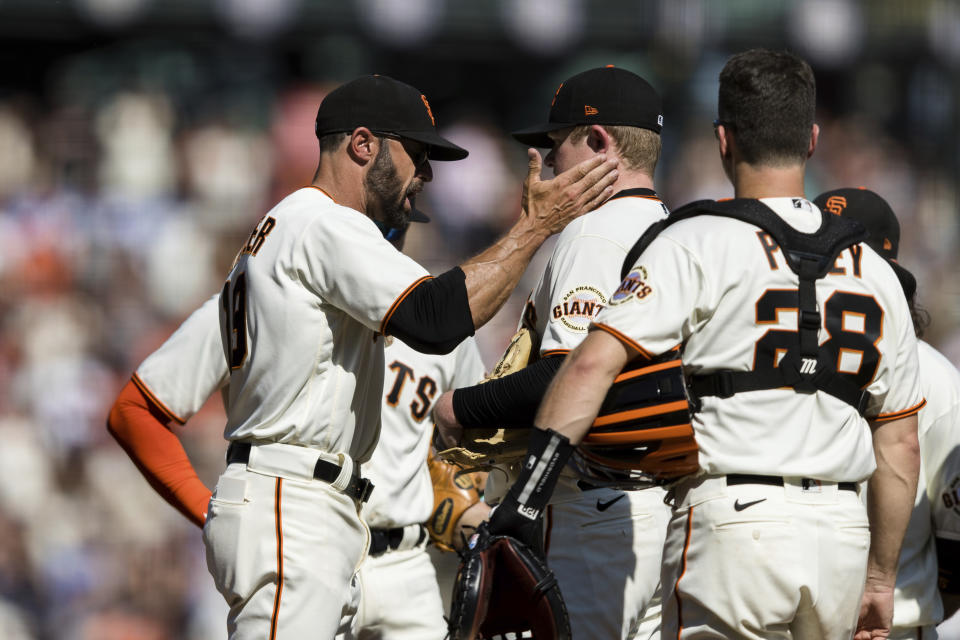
[
  {"xmin": 873, "ymin": 398, "xmax": 927, "ymax": 422},
  {"xmin": 380, "ymin": 275, "xmax": 434, "ymax": 334},
  {"xmin": 131, "ymin": 372, "xmax": 186, "ymax": 425},
  {"xmin": 591, "ymin": 323, "xmax": 653, "ymax": 359},
  {"xmin": 540, "ymin": 349, "xmax": 570, "ymax": 358}
]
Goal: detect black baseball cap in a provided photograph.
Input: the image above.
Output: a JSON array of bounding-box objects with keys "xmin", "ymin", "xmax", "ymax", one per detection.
[
  {"xmin": 315, "ymin": 75, "xmax": 468, "ymax": 161},
  {"xmin": 511, "ymin": 66, "xmax": 663, "ymax": 148},
  {"xmin": 814, "ymin": 187, "xmax": 916, "ymax": 298}
]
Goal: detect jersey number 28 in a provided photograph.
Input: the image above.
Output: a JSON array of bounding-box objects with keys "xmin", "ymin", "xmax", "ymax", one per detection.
[{"xmin": 753, "ymin": 289, "xmax": 884, "ymax": 388}]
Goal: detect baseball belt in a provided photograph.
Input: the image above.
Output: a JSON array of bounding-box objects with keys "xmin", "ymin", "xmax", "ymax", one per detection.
[
  {"xmin": 368, "ymin": 523, "xmax": 427, "ymax": 556},
  {"xmin": 726, "ymin": 474, "xmax": 857, "ymax": 492},
  {"xmin": 226, "ymin": 441, "xmax": 374, "ymax": 503}
]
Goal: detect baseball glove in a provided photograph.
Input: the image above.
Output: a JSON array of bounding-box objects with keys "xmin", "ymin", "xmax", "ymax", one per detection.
[
  {"xmin": 437, "ymin": 328, "xmax": 534, "ymax": 470},
  {"xmin": 427, "ymin": 447, "xmax": 484, "ymax": 552},
  {"xmin": 448, "ymin": 521, "xmax": 571, "ymax": 640}
]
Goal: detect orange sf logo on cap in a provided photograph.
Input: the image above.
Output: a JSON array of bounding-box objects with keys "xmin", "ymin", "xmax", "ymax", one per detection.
[
  {"xmin": 551, "ymin": 82, "xmax": 564, "ymax": 107},
  {"xmin": 824, "ymin": 195, "xmax": 847, "ymax": 215},
  {"xmin": 584, "ymin": 105, "xmax": 599, "ymax": 116},
  {"xmin": 420, "ymin": 95, "xmax": 435, "ymax": 126}
]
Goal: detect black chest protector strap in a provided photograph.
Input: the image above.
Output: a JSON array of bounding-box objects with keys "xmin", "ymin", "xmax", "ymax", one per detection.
[{"xmin": 621, "ymin": 198, "xmax": 872, "ymax": 415}]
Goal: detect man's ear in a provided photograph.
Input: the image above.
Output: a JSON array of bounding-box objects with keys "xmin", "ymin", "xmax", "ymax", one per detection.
[
  {"xmin": 587, "ymin": 125, "xmax": 613, "ymax": 154},
  {"xmin": 717, "ymin": 124, "xmax": 732, "ymax": 159},
  {"xmin": 807, "ymin": 123, "xmax": 819, "ymax": 159},
  {"xmin": 348, "ymin": 127, "xmax": 377, "ymax": 164}
]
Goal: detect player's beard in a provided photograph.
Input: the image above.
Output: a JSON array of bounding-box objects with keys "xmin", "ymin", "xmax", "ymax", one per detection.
[{"xmin": 365, "ymin": 143, "xmax": 420, "ymax": 231}]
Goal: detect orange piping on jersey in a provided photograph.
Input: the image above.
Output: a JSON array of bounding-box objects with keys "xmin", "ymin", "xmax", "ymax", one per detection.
[
  {"xmin": 380, "ymin": 275, "xmax": 435, "ymax": 334},
  {"xmin": 613, "ymin": 359, "xmax": 681, "ymax": 383},
  {"xmin": 592, "ymin": 323, "xmax": 654, "ymax": 359},
  {"xmin": 540, "ymin": 349, "xmax": 570, "ymax": 358},
  {"xmin": 306, "ymin": 185, "xmax": 339, "ymax": 204},
  {"xmin": 131, "ymin": 372, "xmax": 186, "ymax": 425},
  {"xmin": 873, "ymin": 398, "xmax": 926, "ymax": 422},
  {"xmin": 675, "ymin": 506, "xmax": 694, "ymax": 639},
  {"xmin": 592, "ymin": 402, "xmax": 690, "ymax": 428},
  {"xmin": 270, "ymin": 478, "xmax": 284, "ymax": 640}
]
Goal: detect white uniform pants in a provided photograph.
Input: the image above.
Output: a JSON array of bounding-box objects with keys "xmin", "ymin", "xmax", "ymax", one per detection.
[
  {"xmin": 546, "ymin": 485, "xmax": 670, "ymax": 640},
  {"xmin": 343, "ymin": 543, "xmax": 446, "ymax": 640},
  {"xmin": 660, "ymin": 475, "xmax": 870, "ymax": 640},
  {"xmin": 203, "ymin": 458, "xmax": 369, "ymax": 640}
]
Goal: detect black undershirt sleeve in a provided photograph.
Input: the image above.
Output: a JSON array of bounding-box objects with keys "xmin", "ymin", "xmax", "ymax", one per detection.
[
  {"xmin": 452, "ymin": 355, "xmax": 565, "ymax": 428},
  {"xmin": 385, "ymin": 267, "xmax": 475, "ymax": 355}
]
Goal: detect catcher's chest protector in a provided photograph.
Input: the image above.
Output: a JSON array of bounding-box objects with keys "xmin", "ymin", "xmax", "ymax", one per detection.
[{"xmin": 621, "ymin": 198, "xmax": 871, "ymax": 413}]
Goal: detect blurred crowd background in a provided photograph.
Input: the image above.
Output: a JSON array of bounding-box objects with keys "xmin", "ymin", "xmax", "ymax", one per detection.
[{"xmin": 1, "ymin": 0, "xmax": 959, "ymax": 638}]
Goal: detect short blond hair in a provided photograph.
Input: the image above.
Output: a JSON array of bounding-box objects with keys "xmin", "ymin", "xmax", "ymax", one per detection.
[{"xmin": 569, "ymin": 125, "xmax": 660, "ymax": 174}]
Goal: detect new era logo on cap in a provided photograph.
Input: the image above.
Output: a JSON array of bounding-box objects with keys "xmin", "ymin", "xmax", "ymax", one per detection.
[{"xmin": 585, "ymin": 105, "xmax": 599, "ymax": 116}]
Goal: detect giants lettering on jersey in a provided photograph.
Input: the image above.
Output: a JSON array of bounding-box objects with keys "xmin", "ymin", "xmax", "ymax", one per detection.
[
  {"xmin": 551, "ymin": 286, "xmax": 607, "ymax": 332},
  {"xmin": 610, "ymin": 266, "xmax": 654, "ymax": 306}
]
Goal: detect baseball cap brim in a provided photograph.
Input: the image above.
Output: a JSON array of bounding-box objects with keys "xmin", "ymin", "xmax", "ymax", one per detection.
[
  {"xmin": 510, "ymin": 122, "xmax": 574, "ymax": 148},
  {"xmin": 410, "ymin": 207, "xmax": 430, "ymax": 223},
  {"xmin": 398, "ymin": 129, "xmax": 469, "ymax": 161}
]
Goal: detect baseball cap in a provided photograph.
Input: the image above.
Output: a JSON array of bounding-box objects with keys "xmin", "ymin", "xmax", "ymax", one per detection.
[
  {"xmin": 813, "ymin": 187, "xmax": 916, "ymax": 298},
  {"xmin": 511, "ymin": 66, "xmax": 663, "ymax": 148},
  {"xmin": 315, "ymin": 75, "xmax": 468, "ymax": 161}
]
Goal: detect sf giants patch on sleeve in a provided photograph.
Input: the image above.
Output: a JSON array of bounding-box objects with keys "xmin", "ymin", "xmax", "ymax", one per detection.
[
  {"xmin": 610, "ymin": 266, "xmax": 654, "ymax": 305},
  {"xmin": 551, "ymin": 286, "xmax": 607, "ymax": 333}
]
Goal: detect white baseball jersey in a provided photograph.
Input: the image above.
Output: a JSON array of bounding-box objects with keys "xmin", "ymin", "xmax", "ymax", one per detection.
[
  {"xmin": 220, "ymin": 187, "xmax": 430, "ymax": 463},
  {"xmin": 522, "ymin": 188, "xmax": 668, "ymax": 501},
  {"xmin": 893, "ymin": 339, "xmax": 960, "ymax": 632},
  {"xmin": 595, "ymin": 197, "xmax": 925, "ymax": 481},
  {"xmin": 362, "ymin": 337, "xmax": 485, "ymax": 529},
  {"xmin": 134, "ymin": 294, "xmax": 485, "ymax": 639},
  {"xmin": 522, "ymin": 188, "xmax": 670, "ymax": 640}
]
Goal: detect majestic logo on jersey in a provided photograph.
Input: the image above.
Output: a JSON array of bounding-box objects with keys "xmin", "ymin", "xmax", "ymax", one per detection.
[
  {"xmin": 551, "ymin": 285, "xmax": 607, "ymax": 332},
  {"xmin": 610, "ymin": 266, "xmax": 654, "ymax": 305},
  {"xmin": 823, "ymin": 196, "xmax": 848, "ymax": 215}
]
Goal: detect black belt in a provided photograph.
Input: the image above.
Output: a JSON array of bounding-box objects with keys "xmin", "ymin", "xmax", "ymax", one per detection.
[
  {"xmin": 226, "ymin": 442, "xmax": 374, "ymax": 503},
  {"xmin": 369, "ymin": 525, "xmax": 427, "ymax": 556},
  {"xmin": 726, "ymin": 474, "xmax": 857, "ymax": 492}
]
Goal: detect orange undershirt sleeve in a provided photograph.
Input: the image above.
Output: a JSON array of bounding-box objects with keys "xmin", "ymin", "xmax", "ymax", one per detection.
[{"xmin": 106, "ymin": 379, "xmax": 213, "ymax": 528}]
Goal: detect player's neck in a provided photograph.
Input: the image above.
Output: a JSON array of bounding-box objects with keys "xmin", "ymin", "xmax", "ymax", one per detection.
[
  {"xmin": 311, "ymin": 162, "xmax": 365, "ymax": 212},
  {"xmin": 613, "ymin": 169, "xmax": 655, "ymax": 194},
  {"xmin": 731, "ymin": 161, "xmax": 806, "ymax": 200}
]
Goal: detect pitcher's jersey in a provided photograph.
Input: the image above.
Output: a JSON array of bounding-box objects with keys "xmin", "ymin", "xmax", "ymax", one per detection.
[
  {"xmin": 523, "ymin": 188, "xmax": 668, "ymax": 356},
  {"xmin": 362, "ymin": 338, "xmax": 485, "ymax": 529},
  {"xmin": 522, "ymin": 188, "xmax": 668, "ymax": 500},
  {"xmin": 893, "ymin": 339, "xmax": 960, "ymax": 628},
  {"xmin": 594, "ymin": 197, "xmax": 924, "ymax": 481},
  {"xmin": 220, "ymin": 187, "xmax": 430, "ymax": 463},
  {"xmin": 133, "ymin": 295, "xmax": 486, "ymax": 530}
]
